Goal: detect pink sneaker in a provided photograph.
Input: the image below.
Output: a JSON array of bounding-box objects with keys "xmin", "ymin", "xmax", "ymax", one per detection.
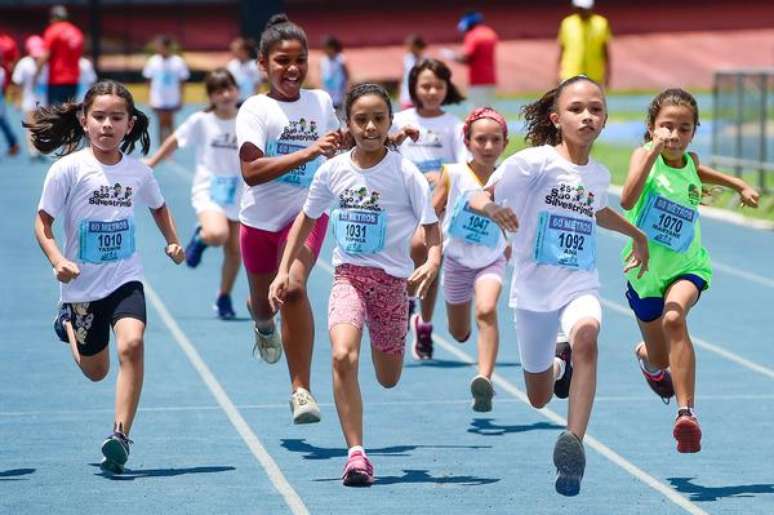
[{"xmin": 342, "ymin": 451, "xmax": 374, "ymax": 487}]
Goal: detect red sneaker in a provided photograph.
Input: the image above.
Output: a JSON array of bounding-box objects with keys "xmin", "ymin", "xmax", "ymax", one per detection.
[{"xmin": 673, "ymin": 409, "xmax": 702, "ymax": 453}]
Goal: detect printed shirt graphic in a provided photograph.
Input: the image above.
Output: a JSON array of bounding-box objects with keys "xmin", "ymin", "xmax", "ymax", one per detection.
[
  {"xmin": 492, "ymin": 145, "xmax": 609, "ymax": 312},
  {"xmin": 142, "ymin": 54, "xmax": 190, "ymax": 109},
  {"xmin": 393, "ymin": 109, "xmax": 468, "ymax": 174},
  {"xmin": 304, "ymin": 150, "xmax": 437, "ymax": 278},
  {"xmin": 37, "ymin": 149, "xmax": 164, "ymax": 303},
  {"xmin": 235, "ymin": 89, "xmax": 339, "ymax": 231}
]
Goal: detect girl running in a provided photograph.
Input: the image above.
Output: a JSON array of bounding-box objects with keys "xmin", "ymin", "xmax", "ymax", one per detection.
[
  {"xmin": 619, "ymin": 88, "xmax": 759, "ymax": 453},
  {"xmin": 146, "ymin": 68, "xmax": 243, "ymax": 319},
  {"xmin": 392, "ymin": 58, "xmax": 467, "ymax": 360},
  {"xmin": 269, "ymin": 83, "xmax": 441, "ymax": 486},
  {"xmin": 472, "ymin": 76, "xmax": 649, "ymax": 496},
  {"xmin": 28, "ymin": 80, "xmax": 185, "ymax": 473},
  {"xmin": 236, "ymin": 14, "xmax": 341, "ymax": 424},
  {"xmin": 432, "ymin": 107, "xmax": 508, "ymax": 412}
]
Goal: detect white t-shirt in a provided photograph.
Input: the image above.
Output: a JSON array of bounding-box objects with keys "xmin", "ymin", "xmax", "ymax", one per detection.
[
  {"xmin": 235, "ymin": 89, "xmax": 339, "ymax": 231},
  {"xmin": 442, "ymin": 163, "xmax": 506, "ymax": 269},
  {"xmin": 399, "ymin": 53, "xmax": 418, "ymax": 106},
  {"xmin": 492, "ymin": 145, "xmax": 610, "ymax": 312},
  {"xmin": 304, "ymin": 150, "xmax": 438, "ymax": 278},
  {"xmin": 175, "ymin": 110, "xmax": 243, "ymax": 206},
  {"xmin": 76, "ymin": 57, "xmax": 97, "ymax": 102},
  {"xmin": 37, "ymin": 149, "xmax": 165, "ymax": 303},
  {"xmin": 142, "ymin": 54, "xmax": 190, "ymax": 109},
  {"xmin": 227, "ymin": 58, "xmax": 261, "ymax": 103},
  {"xmin": 392, "ymin": 108, "xmax": 468, "ymax": 174},
  {"xmin": 319, "ymin": 54, "xmax": 347, "ymax": 107},
  {"xmin": 12, "ymin": 57, "xmax": 48, "ymax": 111}
]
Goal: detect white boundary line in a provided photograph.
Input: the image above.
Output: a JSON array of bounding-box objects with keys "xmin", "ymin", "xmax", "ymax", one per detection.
[
  {"xmin": 316, "ymin": 260, "xmax": 706, "ymax": 515},
  {"xmin": 144, "ymin": 282, "xmax": 310, "ymax": 515}
]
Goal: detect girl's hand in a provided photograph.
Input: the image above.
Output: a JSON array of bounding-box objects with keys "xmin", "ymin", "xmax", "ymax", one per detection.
[
  {"xmin": 624, "ymin": 233, "xmax": 649, "ymax": 279},
  {"xmin": 53, "ymin": 259, "xmax": 80, "ymax": 283},
  {"xmin": 651, "ymin": 127, "xmax": 671, "ymax": 152},
  {"xmin": 165, "ymin": 243, "xmax": 185, "ymax": 264},
  {"xmin": 268, "ymin": 272, "xmax": 290, "ymax": 312},
  {"xmin": 392, "ymin": 126, "xmax": 420, "ymax": 146},
  {"xmin": 739, "ymin": 186, "xmax": 760, "ymax": 208},
  {"xmin": 408, "ymin": 261, "xmax": 439, "ymax": 300},
  {"xmin": 312, "ymin": 131, "xmax": 342, "ymax": 159},
  {"xmin": 484, "ymin": 203, "xmax": 519, "ymax": 233}
]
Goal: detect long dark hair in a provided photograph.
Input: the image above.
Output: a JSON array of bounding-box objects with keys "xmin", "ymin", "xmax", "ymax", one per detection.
[
  {"xmin": 259, "ymin": 14, "xmax": 308, "ymax": 60},
  {"xmin": 521, "ymin": 75, "xmax": 603, "ymax": 146},
  {"xmin": 24, "ymin": 80, "xmax": 150, "ymax": 156},
  {"xmin": 644, "ymin": 88, "xmax": 699, "ymax": 141},
  {"xmin": 408, "ymin": 58, "xmax": 465, "ymax": 108},
  {"xmin": 204, "ymin": 68, "xmax": 238, "ymax": 112}
]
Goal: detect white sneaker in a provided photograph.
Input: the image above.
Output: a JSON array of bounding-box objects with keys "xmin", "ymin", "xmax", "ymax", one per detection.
[
  {"xmin": 253, "ymin": 325, "xmax": 282, "ymax": 364},
  {"xmin": 290, "ymin": 387, "xmax": 321, "ymax": 424}
]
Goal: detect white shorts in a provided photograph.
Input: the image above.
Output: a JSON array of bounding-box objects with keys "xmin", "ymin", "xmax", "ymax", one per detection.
[
  {"xmin": 513, "ymin": 293, "xmax": 602, "ymax": 374},
  {"xmin": 191, "ymin": 188, "xmax": 240, "ymax": 222}
]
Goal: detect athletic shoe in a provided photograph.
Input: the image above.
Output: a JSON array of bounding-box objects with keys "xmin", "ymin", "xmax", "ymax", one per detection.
[
  {"xmin": 214, "ymin": 294, "xmax": 236, "ymax": 320},
  {"xmin": 53, "ymin": 304, "xmax": 71, "ymax": 344},
  {"xmin": 184, "ymin": 226, "xmax": 207, "ymax": 268},
  {"xmin": 553, "ymin": 430, "xmax": 585, "ymax": 496},
  {"xmin": 100, "ymin": 430, "xmax": 132, "ymax": 474},
  {"xmin": 289, "ymin": 387, "xmax": 321, "ymax": 424},
  {"xmin": 410, "ymin": 314, "xmax": 433, "ymax": 360},
  {"xmin": 470, "ymin": 375, "xmax": 494, "ymax": 412},
  {"xmin": 252, "ymin": 325, "xmax": 282, "ymax": 364},
  {"xmin": 673, "ymin": 409, "xmax": 702, "ymax": 453},
  {"xmin": 635, "ymin": 343, "xmax": 674, "ymax": 403},
  {"xmin": 553, "ymin": 340, "xmax": 573, "ymax": 399},
  {"xmin": 342, "ymin": 451, "xmax": 374, "ymax": 486}
]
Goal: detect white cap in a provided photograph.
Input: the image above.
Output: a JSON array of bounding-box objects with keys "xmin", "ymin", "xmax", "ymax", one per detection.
[{"xmin": 572, "ymin": 0, "xmax": 594, "ymax": 9}]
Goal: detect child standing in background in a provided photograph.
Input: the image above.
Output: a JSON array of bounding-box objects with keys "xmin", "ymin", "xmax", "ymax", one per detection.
[
  {"xmin": 319, "ymin": 35, "xmax": 349, "ymax": 113},
  {"xmin": 142, "ymin": 35, "xmax": 190, "ymax": 145},
  {"xmin": 12, "ymin": 35, "xmax": 48, "ymax": 158},
  {"xmin": 399, "ymin": 34, "xmax": 426, "ymax": 110},
  {"xmin": 227, "ymin": 37, "xmax": 262, "ymax": 104}
]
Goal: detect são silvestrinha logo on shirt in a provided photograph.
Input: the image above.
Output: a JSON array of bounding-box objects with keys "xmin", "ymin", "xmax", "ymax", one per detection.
[
  {"xmin": 544, "ymin": 183, "xmax": 595, "ymax": 218},
  {"xmin": 89, "ymin": 183, "xmax": 134, "ymax": 207},
  {"xmin": 338, "ymin": 187, "xmax": 382, "ymax": 211},
  {"xmin": 279, "ymin": 118, "xmax": 319, "ymax": 142}
]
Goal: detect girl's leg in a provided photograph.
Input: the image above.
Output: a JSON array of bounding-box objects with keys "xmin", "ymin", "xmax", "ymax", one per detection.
[
  {"xmin": 219, "ymin": 220, "xmax": 242, "ymax": 297},
  {"xmin": 409, "ymin": 227, "xmax": 438, "ymax": 323},
  {"xmin": 112, "ymin": 317, "xmax": 146, "ymax": 435},
  {"xmin": 198, "ymin": 210, "xmax": 230, "ymax": 247},
  {"xmin": 330, "ymin": 323, "xmax": 364, "ymax": 448},
  {"xmin": 565, "ymin": 318, "xmax": 600, "ymax": 440},
  {"xmin": 473, "ymin": 277, "xmax": 502, "ymax": 379},
  {"xmin": 517, "ymin": 309, "xmax": 562, "ymax": 409},
  {"xmin": 446, "ymin": 301, "xmax": 471, "ymax": 342},
  {"xmin": 371, "ymin": 348, "xmax": 404, "ymax": 389},
  {"xmin": 635, "ymin": 318, "xmax": 670, "ymax": 370},
  {"xmin": 662, "ymin": 280, "xmax": 700, "ymax": 409}
]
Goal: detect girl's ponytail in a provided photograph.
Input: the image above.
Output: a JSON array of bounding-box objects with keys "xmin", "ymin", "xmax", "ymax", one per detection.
[
  {"xmin": 24, "ymin": 102, "xmax": 85, "ymax": 155},
  {"xmin": 124, "ymin": 107, "xmax": 151, "ymax": 155}
]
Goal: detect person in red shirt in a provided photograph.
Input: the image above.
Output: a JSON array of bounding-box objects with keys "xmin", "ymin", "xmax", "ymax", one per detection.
[
  {"xmin": 447, "ymin": 11, "xmax": 498, "ymax": 110},
  {"xmin": 0, "ymin": 32, "xmax": 20, "ymax": 155},
  {"xmin": 37, "ymin": 5, "xmax": 84, "ymax": 105}
]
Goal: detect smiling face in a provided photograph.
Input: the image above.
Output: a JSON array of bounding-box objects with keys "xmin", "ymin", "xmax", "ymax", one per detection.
[
  {"xmin": 466, "ymin": 118, "xmax": 507, "ymax": 170},
  {"xmin": 649, "ymin": 104, "xmax": 697, "ymax": 161},
  {"xmin": 550, "ymin": 80, "xmax": 607, "ymax": 148},
  {"xmin": 415, "ymin": 69, "xmax": 447, "ymax": 113},
  {"xmin": 81, "ymin": 94, "xmax": 134, "ymax": 157},
  {"xmin": 260, "ymin": 38, "xmax": 308, "ymax": 101},
  {"xmin": 347, "ymin": 93, "xmax": 391, "ymax": 154}
]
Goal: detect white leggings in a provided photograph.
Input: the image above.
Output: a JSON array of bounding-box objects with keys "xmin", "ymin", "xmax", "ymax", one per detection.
[{"xmin": 514, "ymin": 294, "xmax": 602, "ymax": 373}]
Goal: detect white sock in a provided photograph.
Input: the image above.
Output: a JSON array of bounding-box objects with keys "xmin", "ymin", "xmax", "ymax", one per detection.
[
  {"xmin": 553, "ymin": 357, "xmax": 566, "ymax": 381},
  {"xmin": 678, "ymin": 406, "xmax": 696, "ymax": 417},
  {"xmin": 639, "ymin": 357, "xmax": 661, "ymax": 375},
  {"xmin": 348, "ymin": 445, "xmax": 365, "ymax": 458}
]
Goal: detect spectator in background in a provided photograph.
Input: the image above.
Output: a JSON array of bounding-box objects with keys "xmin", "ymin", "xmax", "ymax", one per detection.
[
  {"xmin": 0, "ymin": 30, "xmax": 20, "ymax": 155},
  {"xmin": 143, "ymin": 35, "xmax": 190, "ymax": 145},
  {"xmin": 445, "ymin": 11, "xmax": 498, "ymax": 109},
  {"xmin": 227, "ymin": 37, "xmax": 262, "ymax": 104},
  {"xmin": 399, "ymin": 34, "xmax": 426, "ymax": 109},
  {"xmin": 557, "ymin": 0, "xmax": 612, "ymax": 88},
  {"xmin": 37, "ymin": 5, "xmax": 84, "ymax": 105},
  {"xmin": 76, "ymin": 56, "xmax": 97, "ymax": 102},
  {"xmin": 12, "ymin": 35, "xmax": 48, "ymax": 158},
  {"xmin": 319, "ymin": 35, "xmax": 349, "ymax": 113}
]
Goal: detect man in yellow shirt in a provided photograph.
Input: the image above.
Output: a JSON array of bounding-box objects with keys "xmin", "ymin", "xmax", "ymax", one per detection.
[{"xmin": 557, "ymin": 0, "xmax": 612, "ymax": 87}]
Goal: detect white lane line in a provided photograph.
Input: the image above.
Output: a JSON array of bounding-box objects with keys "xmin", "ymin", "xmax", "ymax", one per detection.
[
  {"xmin": 145, "ymin": 282, "xmax": 309, "ymax": 515},
  {"xmin": 601, "ymin": 298, "xmax": 774, "ymax": 380},
  {"xmin": 316, "ymin": 260, "xmax": 706, "ymax": 515}
]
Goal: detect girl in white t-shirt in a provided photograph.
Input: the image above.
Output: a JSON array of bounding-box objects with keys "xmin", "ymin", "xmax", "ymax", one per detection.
[
  {"xmin": 269, "ymin": 83, "xmax": 441, "ymax": 487},
  {"xmin": 12, "ymin": 35, "xmax": 48, "ymax": 158},
  {"xmin": 146, "ymin": 68, "xmax": 243, "ymax": 319},
  {"xmin": 142, "ymin": 35, "xmax": 190, "ymax": 145},
  {"xmin": 28, "ymin": 80, "xmax": 185, "ymax": 474},
  {"xmin": 432, "ymin": 107, "xmax": 509, "ymax": 413},
  {"xmin": 227, "ymin": 37, "xmax": 262, "ymax": 104},
  {"xmin": 236, "ymin": 14, "xmax": 341, "ymax": 424},
  {"xmin": 392, "ymin": 58, "xmax": 468, "ymax": 360},
  {"xmin": 472, "ymin": 76, "xmax": 649, "ymax": 496}
]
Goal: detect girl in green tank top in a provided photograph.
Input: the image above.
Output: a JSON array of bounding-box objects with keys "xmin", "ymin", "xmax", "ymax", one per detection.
[{"xmin": 619, "ymin": 88, "xmax": 759, "ymax": 454}]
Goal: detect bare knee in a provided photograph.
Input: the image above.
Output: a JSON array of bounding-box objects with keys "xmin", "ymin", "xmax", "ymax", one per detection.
[
  {"xmin": 526, "ymin": 389, "xmax": 551, "ymax": 409},
  {"xmin": 283, "ymin": 280, "xmax": 307, "ymax": 303},
  {"xmin": 82, "ymin": 362, "xmax": 109, "ymax": 382},
  {"xmin": 450, "ymin": 325, "xmax": 470, "ymax": 342},
  {"xmin": 200, "ymin": 227, "xmax": 229, "ymax": 247},
  {"xmin": 331, "ymin": 347, "xmax": 358, "ymax": 374},
  {"xmin": 118, "ymin": 336, "xmax": 144, "ymax": 362},
  {"xmin": 475, "ymin": 302, "xmax": 497, "ymax": 326},
  {"xmin": 572, "ymin": 323, "xmax": 599, "ymax": 365},
  {"xmin": 376, "ymin": 370, "xmax": 400, "ymax": 389},
  {"xmin": 661, "ymin": 309, "xmax": 687, "ymax": 336}
]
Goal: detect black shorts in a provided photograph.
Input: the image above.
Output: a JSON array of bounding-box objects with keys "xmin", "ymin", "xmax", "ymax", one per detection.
[{"xmin": 62, "ymin": 281, "xmax": 147, "ymax": 356}]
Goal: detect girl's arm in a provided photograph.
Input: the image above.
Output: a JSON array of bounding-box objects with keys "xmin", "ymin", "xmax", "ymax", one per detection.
[
  {"xmin": 34, "ymin": 210, "xmax": 80, "ymax": 283},
  {"xmin": 145, "ymin": 134, "xmax": 179, "ymax": 168},
  {"xmin": 431, "ymin": 167, "xmax": 450, "ymax": 217},
  {"xmin": 239, "ymin": 131, "xmax": 341, "ymax": 187},
  {"xmin": 149, "ymin": 203, "xmax": 185, "ymax": 264},
  {"xmin": 620, "ymin": 128, "xmax": 671, "ymax": 210},
  {"xmin": 595, "ymin": 207, "xmax": 649, "ymax": 278},
  {"xmin": 409, "ymin": 221, "xmax": 442, "ymax": 299},
  {"xmin": 268, "ymin": 212, "xmax": 317, "ymax": 310},
  {"xmin": 466, "ymin": 190, "xmax": 519, "ymax": 233},
  {"xmin": 696, "ymin": 159, "xmax": 759, "ymax": 208}
]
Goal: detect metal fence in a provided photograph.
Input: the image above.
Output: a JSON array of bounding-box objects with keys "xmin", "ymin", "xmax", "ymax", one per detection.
[{"xmin": 712, "ymin": 69, "xmax": 774, "ymax": 193}]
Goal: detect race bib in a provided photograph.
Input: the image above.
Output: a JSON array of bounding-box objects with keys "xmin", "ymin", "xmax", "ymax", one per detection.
[
  {"xmin": 210, "ymin": 176, "xmax": 238, "ymax": 206},
  {"xmin": 636, "ymin": 193, "xmax": 696, "ymax": 253},
  {"xmin": 533, "ymin": 211, "xmax": 595, "ymax": 270},
  {"xmin": 332, "ymin": 208, "xmax": 387, "ymax": 255},
  {"xmin": 266, "ymin": 140, "xmax": 321, "ymax": 189},
  {"xmin": 415, "ymin": 159, "xmax": 443, "ymax": 173},
  {"xmin": 79, "ymin": 218, "xmax": 136, "ymax": 264},
  {"xmin": 448, "ymin": 195, "xmax": 500, "ymax": 248}
]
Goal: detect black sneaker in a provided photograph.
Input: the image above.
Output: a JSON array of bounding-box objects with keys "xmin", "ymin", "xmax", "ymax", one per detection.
[
  {"xmin": 553, "ymin": 340, "xmax": 572, "ymax": 399},
  {"xmin": 53, "ymin": 304, "xmax": 71, "ymax": 344},
  {"xmin": 553, "ymin": 430, "xmax": 585, "ymax": 496},
  {"xmin": 100, "ymin": 430, "xmax": 133, "ymax": 474},
  {"xmin": 214, "ymin": 294, "xmax": 236, "ymax": 320}
]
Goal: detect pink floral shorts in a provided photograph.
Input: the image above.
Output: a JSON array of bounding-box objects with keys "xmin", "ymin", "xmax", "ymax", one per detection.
[{"xmin": 328, "ymin": 264, "xmax": 409, "ymax": 356}]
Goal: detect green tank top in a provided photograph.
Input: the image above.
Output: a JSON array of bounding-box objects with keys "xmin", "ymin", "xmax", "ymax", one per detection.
[{"xmin": 621, "ymin": 147, "xmax": 712, "ymax": 298}]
